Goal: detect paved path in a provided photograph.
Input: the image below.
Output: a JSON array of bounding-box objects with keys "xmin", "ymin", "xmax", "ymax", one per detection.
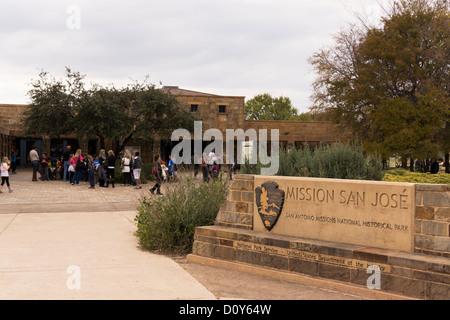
[
  {"xmin": 0, "ymin": 169, "xmax": 215, "ymax": 299},
  {"xmin": 0, "ymin": 169, "xmax": 377, "ymax": 300}
]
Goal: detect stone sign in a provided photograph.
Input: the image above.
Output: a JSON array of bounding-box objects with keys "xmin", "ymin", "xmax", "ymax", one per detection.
[{"xmin": 253, "ymin": 176, "xmax": 415, "ymax": 252}]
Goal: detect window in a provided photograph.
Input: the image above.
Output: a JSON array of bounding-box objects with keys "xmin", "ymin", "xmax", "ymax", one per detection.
[
  {"xmin": 190, "ymin": 104, "xmax": 199, "ymax": 112},
  {"xmin": 218, "ymin": 105, "xmax": 227, "ymax": 114}
]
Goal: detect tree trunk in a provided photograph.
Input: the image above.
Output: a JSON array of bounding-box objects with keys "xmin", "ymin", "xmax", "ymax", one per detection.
[
  {"xmin": 98, "ymin": 136, "xmax": 105, "ymax": 151},
  {"xmin": 425, "ymin": 159, "xmax": 430, "ymax": 173},
  {"xmin": 401, "ymin": 157, "xmax": 408, "ymax": 170},
  {"xmin": 445, "ymin": 153, "xmax": 449, "ymax": 174},
  {"xmin": 114, "ymin": 131, "xmax": 135, "ymax": 157},
  {"xmin": 410, "ymin": 158, "xmax": 414, "ymax": 172}
]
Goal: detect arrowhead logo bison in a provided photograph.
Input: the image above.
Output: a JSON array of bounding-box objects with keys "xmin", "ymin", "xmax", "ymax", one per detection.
[{"xmin": 255, "ymin": 181, "xmax": 285, "ymax": 231}]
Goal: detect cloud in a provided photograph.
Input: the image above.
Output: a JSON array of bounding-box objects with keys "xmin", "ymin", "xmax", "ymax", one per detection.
[{"xmin": 0, "ymin": 0, "xmax": 388, "ymax": 112}]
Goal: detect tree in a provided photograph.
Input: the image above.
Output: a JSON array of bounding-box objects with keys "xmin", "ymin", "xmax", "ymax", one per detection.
[
  {"xmin": 309, "ymin": 0, "xmax": 449, "ymax": 165},
  {"xmin": 244, "ymin": 93, "xmax": 307, "ymax": 120},
  {"xmin": 22, "ymin": 67, "xmax": 85, "ymax": 137},
  {"xmin": 22, "ymin": 69, "xmax": 197, "ymax": 156}
]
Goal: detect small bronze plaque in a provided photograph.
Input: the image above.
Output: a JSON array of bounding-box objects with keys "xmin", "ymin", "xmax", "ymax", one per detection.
[{"xmin": 255, "ymin": 181, "xmax": 285, "ymax": 231}]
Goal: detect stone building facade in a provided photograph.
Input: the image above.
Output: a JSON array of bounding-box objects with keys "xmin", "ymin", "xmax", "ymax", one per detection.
[{"xmin": 0, "ymin": 87, "xmax": 347, "ymax": 166}]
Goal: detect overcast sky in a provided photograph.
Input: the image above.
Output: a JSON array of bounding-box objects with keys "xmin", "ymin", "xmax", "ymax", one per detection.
[{"xmin": 0, "ymin": 0, "xmax": 387, "ymax": 113}]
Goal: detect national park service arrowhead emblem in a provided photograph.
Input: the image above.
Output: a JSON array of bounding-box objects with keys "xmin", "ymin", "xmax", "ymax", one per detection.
[{"xmin": 255, "ymin": 181, "xmax": 285, "ymax": 231}]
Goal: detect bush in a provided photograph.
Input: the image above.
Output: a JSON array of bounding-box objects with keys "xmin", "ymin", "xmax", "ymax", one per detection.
[
  {"xmin": 308, "ymin": 142, "xmax": 384, "ymax": 180},
  {"xmin": 242, "ymin": 141, "xmax": 384, "ymax": 181},
  {"xmin": 383, "ymin": 169, "xmax": 450, "ymax": 184},
  {"xmin": 135, "ymin": 177, "xmax": 229, "ymax": 254}
]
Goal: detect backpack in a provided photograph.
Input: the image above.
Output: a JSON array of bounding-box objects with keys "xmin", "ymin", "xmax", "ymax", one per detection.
[{"xmin": 75, "ymin": 156, "xmax": 85, "ymax": 170}]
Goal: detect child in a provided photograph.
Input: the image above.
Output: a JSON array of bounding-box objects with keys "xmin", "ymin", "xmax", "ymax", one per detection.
[
  {"xmin": 87, "ymin": 155, "xmax": 96, "ymax": 189},
  {"xmin": 68, "ymin": 154, "xmax": 75, "ymax": 183},
  {"xmin": 150, "ymin": 155, "xmax": 163, "ymax": 195},
  {"xmin": 168, "ymin": 155, "xmax": 175, "ymax": 182},
  {"xmin": 212, "ymin": 161, "xmax": 220, "ymax": 181},
  {"xmin": 41, "ymin": 153, "xmax": 50, "ymax": 181},
  {"xmin": 0, "ymin": 157, "xmax": 13, "ymax": 193}
]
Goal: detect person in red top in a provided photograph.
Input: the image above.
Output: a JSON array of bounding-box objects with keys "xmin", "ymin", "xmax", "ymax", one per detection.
[{"xmin": 41, "ymin": 153, "xmax": 50, "ymax": 181}]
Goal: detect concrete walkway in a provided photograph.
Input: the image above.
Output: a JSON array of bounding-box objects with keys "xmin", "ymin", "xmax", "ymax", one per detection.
[
  {"xmin": 0, "ymin": 169, "xmax": 380, "ymax": 300},
  {"xmin": 0, "ymin": 169, "xmax": 215, "ymax": 299}
]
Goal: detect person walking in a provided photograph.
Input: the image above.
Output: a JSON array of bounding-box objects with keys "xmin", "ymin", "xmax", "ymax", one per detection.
[
  {"xmin": 40, "ymin": 152, "xmax": 50, "ymax": 181},
  {"xmin": 121, "ymin": 150, "xmax": 132, "ymax": 186},
  {"xmin": 133, "ymin": 151, "xmax": 143, "ymax": 189},
  {"xmin": 10, "ymin": 150, "xmax": 17, "ymax": 174},
  {"xmin": 168, "ymin": 155, "xmax": 175, "ymax": 182},
  {"xmin": 68, "ymin": 154, "xmax": 75, "ymax": 182},
  {"xmin": 430, "ymin": 159, "xmax": 439, "ymax": 174},
  {"xmin": 87, "ymin": 155, "xmax": 96, "ymax": 189},
  {"xmin": 150, "ymin": 155, "xmax": 163, "ymax": 195},
  {"xmin": 29, "ymin": 146, "xmax": 40, "ymax": 182},
  {"xmin": 228, "ymin": 156, "xmax": 235, "ymax": 180},
  {"xmin": 105, "ymin": 150, "xmax": 116, "ymax": 188},
  {"xmin": 0, "ymin": 157, "xmax": 13, "ymax": 193},
  {"xmin": 98, "ymin": 149, "xmax": 107, "ymax": 187},
  {"xmin": 62, "ymin": 145, "xmax": 72, "ymax": 182},
  {"xmin": 201, "ymin": 154, "xmax": 209, "ymax": 183},
  {"xmin": 211, "ymin": 161, "xmax": 220, "ymax": 181},
  {"xmin": 71, "ymin": 149, "xmax": 83, "ymax": 185}
]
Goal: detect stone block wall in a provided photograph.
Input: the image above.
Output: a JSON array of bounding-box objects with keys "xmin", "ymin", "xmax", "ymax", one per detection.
[
  {"xmin": 415, "ymin": 184, "xmax": 450, "ymax": 257},
  {"xmin": 244, "ymin": 120, "xmax": 351, "ymax": 146},
  {"xmin": 0, "ymin": 130, "xmax": 12, "ymax": 159},
  {"xmin": 0, "ymin": 104, "xmax": 26, "ymax": 131},
  {"xmin": 215, "ymin": 174, "xmax": 255, "ymax": 229},
  {"xmin": 216, "ymin": 175, "xmax": 450, "ymax": 258},
  {"xmin": 192, "ymin": 225, "xmax": 450, "ymax": 299},
  {"xmin": 194, "ymin": 174, "xmax": 450, "ymax": 299}
]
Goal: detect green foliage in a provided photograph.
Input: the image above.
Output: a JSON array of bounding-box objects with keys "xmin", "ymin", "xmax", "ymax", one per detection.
[
  {"xmin": 307, "ymin": 142, "xmax": 384, "ymax": 180},
  {"xmin": 245, "ymin": 93, "xmax": 304, "ymax": 121},
  {"xmin": 22, "ymin": 68, "xmax": 85, "ymax": 137},
  {"xmin": 382, "ymin": 168, "xmax": 450, "ymax": 184},
  {"xmin": 22, "ymin": 69, "xmax": 197, "ymax": 155},
  {"xmin": 242, "ymin": 141, "xmax": 384, "ymax": 181},
  {"xmin": 309, "ymin": 0, "xmax": 449, "ymax": 160},
  {"xmin": 135, "ymin": 177, "xmax": 229, "ymax": 254}
]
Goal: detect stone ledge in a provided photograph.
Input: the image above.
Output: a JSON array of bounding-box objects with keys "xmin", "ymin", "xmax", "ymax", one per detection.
[
  {"xmin": 186, "ymin": 255, "xmax": 415, "ymax": 300},
  {"xmin": 233, "ymin": 174, "xmax": 255, "ymax": 181},
  {"xmin": 192, "ymin": 225, "xmax": 450, "ymax": 300},
  {"xmin": 416, "ymin": 184, "xmax": 450, "ymax": 192}
]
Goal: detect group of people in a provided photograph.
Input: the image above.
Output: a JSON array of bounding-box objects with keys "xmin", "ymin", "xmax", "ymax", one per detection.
[
  {"xmin": 2, "ymin": 146, "xmax": 233, "ymax": 196},
  {"xmin": 148, "ymin": 151, "xmax": 228, "ymax": 196},
  {"xmin": 193, "ymin": 150, "xmax": 234, "ymax": 183},
  {"xmin": 29, "ymin": 146, "xmax": 144, "ymax": 190}
]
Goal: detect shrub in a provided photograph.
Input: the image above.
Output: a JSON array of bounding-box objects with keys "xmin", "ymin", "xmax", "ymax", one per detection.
[
  {"xmin": 383, "ymin": 169, "xmax": 450, "ymax": 184},
  {"xmin": 135, "ymin": 177, "xmax": 229, "ymax": 254},
  {"xmin": 308, "ymin": 142, "xmax": 384, "ymax": 180},
  {"xmin": 242, "ymin": 141, "xmax": 384, "ymax": 181}
]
